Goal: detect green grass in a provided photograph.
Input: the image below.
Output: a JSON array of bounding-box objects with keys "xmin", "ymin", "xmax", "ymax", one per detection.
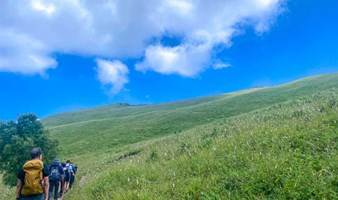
[
  {"xmin": 67, "ymin": 88, "xmax": 338, "ymax": 199},
  {"xmin": 0, "ymin": 175, "xmax": 11, "ymax": 199},
  {"xmin": 1, "ymin": 73, "xmax": 338, "ymax": 199},
  {"xmin": 45, "ymin": 73, "xmax": 338, "ymax": 157}
]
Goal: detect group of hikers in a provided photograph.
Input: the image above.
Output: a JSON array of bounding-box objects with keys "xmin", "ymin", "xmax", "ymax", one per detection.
[{"xmin": 16, "ymin": 147, "xmax": 77, "ymax": 200}]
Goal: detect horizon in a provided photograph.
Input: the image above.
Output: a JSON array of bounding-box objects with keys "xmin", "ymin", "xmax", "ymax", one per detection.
[{"xmin": 1, "ymin": 0, "xmax": 338, "ymax": 120}]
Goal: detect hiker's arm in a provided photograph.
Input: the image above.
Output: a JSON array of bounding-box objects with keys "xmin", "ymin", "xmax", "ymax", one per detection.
[
  {"xmin": 16, "ymin": 179, "xmax": 22, "ymax": 199},
  {"xmin": 43, "ymin": 176, "xmax": 49, "ymax": 200}
]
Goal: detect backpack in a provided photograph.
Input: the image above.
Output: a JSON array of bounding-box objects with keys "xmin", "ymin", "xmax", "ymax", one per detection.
[
  {"xmin": 63, "ymin": 165, "xmax": 70, "ymax": 177},
  {"xmin": 66, "ymin": 163, "xmax": 74, "ymax": 175},
  {"xmin": 73, "ymin": 165, "xmax": 78, "ymax": 174},
  {"xmin": 21, "ymin": 160, "xmax": 44, "ymax": 196},
  {"xmin": 49, "ymin": 164, "xmax": 61, "ymax": 182}
]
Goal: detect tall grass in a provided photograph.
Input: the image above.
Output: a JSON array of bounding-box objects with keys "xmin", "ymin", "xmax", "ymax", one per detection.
[
  {"xmin": 46, "ymin": 73, "xmax": 338, "ymax": 158},
  {"xmin": 0, "ymin": 175, "xmax": 12, "ymax": 199},
  {"xmin": 63, "ymin": 89, "xmax": 338, "ymax": 200}
]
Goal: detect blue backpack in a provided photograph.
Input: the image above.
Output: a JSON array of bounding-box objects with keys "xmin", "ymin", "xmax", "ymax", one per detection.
[
  {"xmin": 49, "ymin": 163, "xmax": 61, "ymax": 182},
  {"xmin": 66, "ymin": 163, "xmax": 74, "ymax": 174}
]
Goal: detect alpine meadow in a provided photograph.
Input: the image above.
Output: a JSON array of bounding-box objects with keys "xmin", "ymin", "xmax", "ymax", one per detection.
[
  {"xmin": 2, "ymin": 1, "xmax": 338, "ymax": 199},
  {"xmin": 2, "ymin": 73, "xmax": 337, "ymax": 199}
]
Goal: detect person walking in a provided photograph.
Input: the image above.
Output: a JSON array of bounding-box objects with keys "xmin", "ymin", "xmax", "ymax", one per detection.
[
  {"xmin": 48, "ymin": 159, "xmax": 64, "ymax": 200},
  {"xmin": 62, "ymin": 163, "xmax": 68, "ymax": 193},
  {"xmin": 64, "ymin": 160, "xmax": 75, "ymax": 192},
  {"xmin": 16, "ymin": 147, "xmax": 49, "ymax": 200},
  {"xmin": 69, "ymin": 162, "xmax": 77, "ymax": 190}
]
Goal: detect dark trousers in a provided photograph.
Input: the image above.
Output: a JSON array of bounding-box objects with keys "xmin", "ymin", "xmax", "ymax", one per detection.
[
  {"xmin": 20, "ymin": 194, "xmax": 44, "ymax": 200},
  {"xmin": 48, "ymin": 181, "xmax": 60, "ymax": 200},
  {"xmin": 69, "ymin": 175, "xmax": 75, "ymax": 189}
]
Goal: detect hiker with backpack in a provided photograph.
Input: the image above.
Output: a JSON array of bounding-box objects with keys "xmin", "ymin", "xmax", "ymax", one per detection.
[
  {"xmin": 69, "ymin": 162, "xmax": 77, "ymax": 190},
  {"xmin": 63, "ymin": 160, "xmax": 74, "ymax": 192},
  {"xmin": 48, "ymin": 159, "xmax": 64, "ymax": 200},
  {"xmin": 16, "ymin": 147, "xmax": 49, "ymax": 200}
]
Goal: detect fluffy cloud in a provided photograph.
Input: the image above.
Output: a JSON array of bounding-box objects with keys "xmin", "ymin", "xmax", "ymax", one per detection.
[
  {"xmin": 0, "ymin": 29, "xmax": 56, "ymax": 74},
  {"xmin": 0, "ymin": 0, "xmax": 285, "ymax": 88},
  {"xmin": 135, "ymin": 0, "xmax": 284, "ymax": 76},
  {"xmin": 96, "ymin": 59, "xmax": 129, "ymax": 95},
  {"xmin": 136, "ymin": 44, "xmax": 212, "ymax": 77}
]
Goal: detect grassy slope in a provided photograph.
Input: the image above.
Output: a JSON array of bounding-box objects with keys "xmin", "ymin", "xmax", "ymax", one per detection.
[
  {"xmin": 76, "ymin": 88, "xmax": 338, "ymax": 200},
  {"xmin": 1, "ymin": 73, "xmax": 338, "ymax": 199},
  {"xmin": 45, "ymin": 73, "xmax": 338, "ymax": 200},
  {"xmin": 45, "ymin": 73, "xmax": 338, "ymax": 158},
  {"xmin": 0, "ymin": 175, "xmax": 11, "ymax": 199}
]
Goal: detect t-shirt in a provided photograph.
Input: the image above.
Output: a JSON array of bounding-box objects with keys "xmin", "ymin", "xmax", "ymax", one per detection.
[{"xmin": 17, "ymin": 163, "xmax": 49, "ymax": 182}]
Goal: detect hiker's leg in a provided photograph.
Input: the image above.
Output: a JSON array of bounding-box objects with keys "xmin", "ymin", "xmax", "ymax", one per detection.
[
  {"xmin": 59, "ymin": 180, "xmax": 63, "ymax": 198},
  {"xmin": 60, "ymin": 179, "xmax": 64, "ymax": 197},
  {"xmin": 69, "ymin": 175, "xmax": 74, "ymax": 189},
  {"xmin": 54, "ymin": 182, "xmax": 59, "ymax": 200},
  {"xmin": 65, "ymin": 181, "xmax": 69, "ymax": 192},
  {"xmin": 48, "ymin": 181, "xmax": 54, "ymax": 200}
]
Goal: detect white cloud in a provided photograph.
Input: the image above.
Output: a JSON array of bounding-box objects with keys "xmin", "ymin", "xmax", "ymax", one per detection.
[
  {"xmin": 136, "ymin": 43, "xmax": 212, "ymax": 77},
  {"xmin": 31, "ymin": 0, "xmax": 56, "ymax": 16},
  {"xmin": 0, "ymin": 0, "xmax": 285, "ymax": 85},
  {"xmin": 213, "ymin": 62, "xmax": 231, "ymax": 70},
  {"xmin": 0, "ymin": 28, "xmax": 56, "ymax": 74},
  {"xmin": 96, "ymin": 59, "xmax": 129, "ymax": 95},
  {"xmin": 166, "ymin": 0, "xmax": 193, "ymax": 15}
]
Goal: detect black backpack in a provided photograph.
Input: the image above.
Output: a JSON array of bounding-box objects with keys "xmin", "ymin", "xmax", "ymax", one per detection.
[
  {"xmin": 63, "ymin": 165, "xmax": 70, "ymax": 177},
  {"xmin": 73, "ymin": 165, "xmax": 78, "ymax": 174},
  {"xmin": 49, "ymin": 165, "xmax": 61, "ymax": 182}
]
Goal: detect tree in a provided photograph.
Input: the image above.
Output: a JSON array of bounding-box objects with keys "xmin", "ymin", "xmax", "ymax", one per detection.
[{"xmin": 0, "ymin": 114, "xmax": 58, "ymax": 186}]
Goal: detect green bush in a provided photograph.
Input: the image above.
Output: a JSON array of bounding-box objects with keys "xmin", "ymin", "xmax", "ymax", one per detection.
[{"xmin": 0, "ymin": 114, "xmax": 58, "ymax": 186}]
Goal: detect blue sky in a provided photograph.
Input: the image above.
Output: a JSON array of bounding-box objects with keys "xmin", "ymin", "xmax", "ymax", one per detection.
[{"xmin": 1, "ymin": 0, "xmax": 338, "ymax": 120}]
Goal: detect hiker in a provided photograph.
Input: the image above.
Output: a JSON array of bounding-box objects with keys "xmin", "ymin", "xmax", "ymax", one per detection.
[
  {"xmin": 62, "ymin": 162, "xmax": 69, "ymax": 193},
  {"xmin": 48, "ymin": 159, "xmax": 64, "ymax": 200},
  {"xmin": 16, "ymin": 147, "xmax": 49, "ymax": 200},
  {"xmin": 63, "ymin": 160, "xmax": 74, "ymax": 192},
  {"xmin": 65, "ymin": 160, "xmax": 75, "ymax": 191},
  {"xmin": 69, "ymin": 162, "xmax": 77, "ymax": 189}
]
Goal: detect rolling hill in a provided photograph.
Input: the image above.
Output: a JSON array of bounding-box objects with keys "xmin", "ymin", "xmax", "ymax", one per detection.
[
  {"xmin": 1, "ymin": 73, "xmax": 338, "ymax": 199},
  {"xmin": 44, "ymin": 73, "xmax": 338, "ymax": 157}
]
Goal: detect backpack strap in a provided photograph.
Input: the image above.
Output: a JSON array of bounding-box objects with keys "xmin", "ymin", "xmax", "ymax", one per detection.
[{"xmin": 40, "ymin": 164, "xmax": 44, "ymax": 188}]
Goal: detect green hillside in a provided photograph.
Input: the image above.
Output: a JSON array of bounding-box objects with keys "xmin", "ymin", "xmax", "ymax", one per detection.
[
  {"xmin": 73, "ymin": 88, "xmax": 338, "ymax": 200},
  {"xmin": 45, "ymin": 74, "xmax": 338, "ymax": 157},
  {"xmin": 1, "ymin": 73, "xmax": 338, "ymax": 199}
]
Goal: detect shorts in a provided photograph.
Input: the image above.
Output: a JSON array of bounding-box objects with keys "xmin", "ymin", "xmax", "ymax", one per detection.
[{"xmin": 19, "ymin": 194, "xmax": 44, "ymax": 200}]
